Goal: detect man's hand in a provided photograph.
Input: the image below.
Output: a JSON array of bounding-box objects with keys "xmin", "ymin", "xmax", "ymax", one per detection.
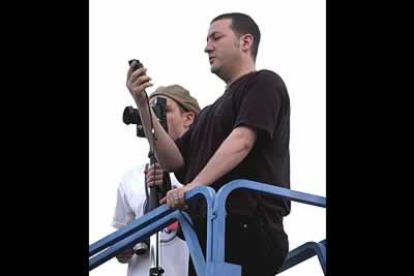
[
  {"xmin": 115, "ymin": 248, "xmax": 134, "ymax": 264},
  {"xmin": 160, "ymin": 182, "xmax": 199, "ymax": 210},
  {"xmin": 145, "ymin": 163, "xmax": 164, "ymax": 188},
  {"xmin": 126, "ymin": 65, "xmax": 153, "ymax": 101}
]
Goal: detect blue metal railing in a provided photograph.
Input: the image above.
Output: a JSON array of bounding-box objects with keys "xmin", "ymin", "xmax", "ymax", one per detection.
[
  {"xmin": 89, "ymin": 180, "xmax": 326, "ymax": 275},
  {"xmin": 89, "ymin": 186, "xmax": 216, "ymax": 273}
]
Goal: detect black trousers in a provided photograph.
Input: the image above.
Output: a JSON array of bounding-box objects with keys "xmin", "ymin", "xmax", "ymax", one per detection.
[{"xmin": 185, "ymin": 215, "xmax": 289, "ymax": 276}]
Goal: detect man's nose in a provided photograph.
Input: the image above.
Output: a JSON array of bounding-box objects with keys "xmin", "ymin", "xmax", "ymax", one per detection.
[{"xmin": 204, "ymin": 41, "xmax": 213, "ymax": 53}]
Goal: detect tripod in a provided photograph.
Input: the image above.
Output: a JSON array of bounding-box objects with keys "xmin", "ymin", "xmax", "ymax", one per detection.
[
  {"xmin": 123, "ymin": 62, "xmax": 172, "ymax": 275},
  {"xmin": 146, "ymin": 150, "xmax": 171, "ymax": 276}
]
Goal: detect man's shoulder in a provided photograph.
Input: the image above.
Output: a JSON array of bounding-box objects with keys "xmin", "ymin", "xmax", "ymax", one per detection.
[
  {"xmin": 256, "ymin": 69, "xmax": 284, "ymax": 83},
  {"xmin": 254, "ymin": 69, "xmax": 288, "ymax": 96},
  {"xmin": 197, "ymin": 104, "xmax": 212, "ymax": 116}
]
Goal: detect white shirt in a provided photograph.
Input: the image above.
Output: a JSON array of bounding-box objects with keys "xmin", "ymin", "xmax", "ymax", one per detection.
[{"xmin": 112, "ymin": 165, "xmax": 189, "ymax": 276}]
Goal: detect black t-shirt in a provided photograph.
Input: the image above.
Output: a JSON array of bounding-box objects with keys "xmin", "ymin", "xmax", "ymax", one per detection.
[{"xmin": 175, "ymin": 69, "xmax": 291, "ymax": 227}]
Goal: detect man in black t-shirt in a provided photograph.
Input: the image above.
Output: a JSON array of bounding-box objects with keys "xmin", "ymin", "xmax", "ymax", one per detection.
[{"xmin": 126, "ymin": 12, "xmax": 290, "ymax": 276}]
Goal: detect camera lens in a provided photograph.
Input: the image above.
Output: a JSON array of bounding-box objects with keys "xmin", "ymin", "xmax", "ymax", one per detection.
[{"xmin": 123, "ymin": 106, "xmax": 141, "ymax": 125}]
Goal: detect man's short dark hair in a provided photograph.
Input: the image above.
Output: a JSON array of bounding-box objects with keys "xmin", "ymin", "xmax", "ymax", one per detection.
[{"xmin": 211, "ymin": 12, "xmax": 261, "ymax": 61}]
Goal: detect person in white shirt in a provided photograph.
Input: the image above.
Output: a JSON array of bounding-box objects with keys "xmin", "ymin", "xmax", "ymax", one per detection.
[{"xmin": 112, "ymin": 85, "xmax": 201, "ymax": 276}]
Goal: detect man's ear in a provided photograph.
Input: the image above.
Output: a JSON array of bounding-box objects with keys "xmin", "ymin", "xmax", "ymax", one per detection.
[
  {"xmin": 183, "ymin": 112, "xmax": 195, "ymax": 128},
  {"xmin": 240, "ymin": 33, "xmax": 254, "ymax": 52}
]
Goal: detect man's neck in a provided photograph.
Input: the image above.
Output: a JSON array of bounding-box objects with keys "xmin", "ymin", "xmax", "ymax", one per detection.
[
  {"xmin": 226, "ymin": 68, "xmax": 256, "ymax": 89},
  {"xmin": 225, "ymin": 59, "xmax": 256, "ymax": 88}
]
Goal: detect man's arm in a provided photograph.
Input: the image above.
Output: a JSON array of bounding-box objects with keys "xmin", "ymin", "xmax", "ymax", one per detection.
[
  {"xmin": 162, "ymin": 126, "xmax": 257, "ymax": 209},
  {"xmin": 126, "ymin": 65, "xmax": 184, "ymax": 172},
  {"xmin": 190, "ymin": 125, "xmax": 257, "ymax": 187}
]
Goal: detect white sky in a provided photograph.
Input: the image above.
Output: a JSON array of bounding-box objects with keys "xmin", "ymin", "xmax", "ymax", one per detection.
[{"xmin": 89, "ymin": 0, "xmax": 326, "ymax": 275}]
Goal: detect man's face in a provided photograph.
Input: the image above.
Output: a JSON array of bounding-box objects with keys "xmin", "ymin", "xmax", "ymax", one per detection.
[
  {"xmin": 204, "ymin": 19, "xmax": 242, "ymax": 76},
  {"xmin": 150, "ymin": 96, "xmax": 187, "ymax": 140}
]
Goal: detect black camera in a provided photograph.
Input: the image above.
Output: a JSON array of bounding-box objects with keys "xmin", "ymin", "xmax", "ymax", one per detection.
[{"xmin": 123, "ymin": 97, "xmax": 167, "ymax": 137}]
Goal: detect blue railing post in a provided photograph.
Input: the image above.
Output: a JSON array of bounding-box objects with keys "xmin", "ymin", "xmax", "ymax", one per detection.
[{"xmin": 210, "ymin": 179, "xmax": 326, "ymax": 276}]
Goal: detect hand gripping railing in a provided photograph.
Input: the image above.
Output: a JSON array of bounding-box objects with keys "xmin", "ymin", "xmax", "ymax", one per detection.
[
  {"xmin": 89, "ymin": 186, "xmax": 216, "ymax": 276},
  {"xmin": 208, "ymin": 179, "xmax": 326, "ymax": 276}
]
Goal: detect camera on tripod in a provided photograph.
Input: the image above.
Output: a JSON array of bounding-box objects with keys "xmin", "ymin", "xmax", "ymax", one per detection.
[
  {"xmin": 124, "ymin": 59, "xmax": 171, "ymax": 257},
  {"xmin": 123, "ymin": 98, "xmax": 168, "ymax": 256}
]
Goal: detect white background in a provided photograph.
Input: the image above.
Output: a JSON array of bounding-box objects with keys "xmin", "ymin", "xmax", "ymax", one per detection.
[{"xmin": 89, "ymin": 0, "xmax": 326, "ymax": 275}]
